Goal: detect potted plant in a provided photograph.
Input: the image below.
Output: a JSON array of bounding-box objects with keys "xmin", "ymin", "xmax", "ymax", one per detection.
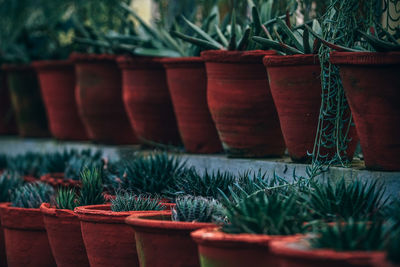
[
  {"xmin": 6, "ymin": 152, "xmax": 45, "ymax": 182},
  {"xmin": 0, "ymin": 182, "xmax": 55, "ymax": 266},
  {"xmin": 126, "ymin": 195, "xmax": 224, "ymax": 267}
]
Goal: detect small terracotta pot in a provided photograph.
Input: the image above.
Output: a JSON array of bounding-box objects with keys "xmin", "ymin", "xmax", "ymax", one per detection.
[
  {"xmin": 33, "ymin": 60, "xmax": 88, "ymax": 140},
  {"xmin": 2, "ymin": 64, "xmax": 49, "ymax": 137},
  {"xmin": 191, "ymin": 227, "xmax": 300, "ymax": 267},
  {"xmin": 264, "ymin": 54, "xmax": 358, "ymax": 162},
  {"xmin": 71, "ymin": 53, "xmax": 138, "ymax": 144},
  {"xmin": 270, "ymin": 237, "xmax": 386, "ymax": 267},
  {"xmin": 0, "ymin": 202, "xmax": 56, "ymax": 267},
  {"xmin": 75, "ymin": 204, "xmax": 171, "ymax": 267},
  {"xmin": 125, "ymin": 212, "xmax": 215, "ymax": 267},
  {"xmin": 40, "ymin": 203, "xmax": 89, "ymax": 267},
  {"xmin": 201, "ymin": 50, "xmax": 285, "ymax": 158},
  {"xmin": 40, "ymin": 173, "xmax": 81, "ymax": 189},
  {"xmin": 330, "ymin": 52, "xmax": 400, "ymax": 171},
  {"xmin": 0, "ymin": 71, "xmax": 17, "ymax": 135},
  {"xmin": 23, "ymin": 175, "xmax": 38, "ymax": 183},
  {"xmin": 0, "ymin": 217, "xmax": 7, "ymax": 267},
  {"xmin": 162, "ymin": 57, "xmax": 222, "ymax": 153},
  {"xmin": 117, "ymin": 56, "xmax": 181, "ymax": 146}
]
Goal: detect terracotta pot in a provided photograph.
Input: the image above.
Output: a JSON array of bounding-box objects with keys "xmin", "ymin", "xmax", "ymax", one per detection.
[
  {"xmin": 117, "ymin": 56, "xmax": 181, "ymax": 146},
  {"xmin": 264, "ymin": 54, "xmax": 358, "ymax": 162},
  {"xmin": 330, "ymin": 52, "xmax": 400, "ymax": 171},
  {"xmin": 40, "ymin": 173, "xmax": 81, "ymax": 189},
  {"xmin": 270, "ymin": 237, "xmax": 386, "ymax": 267},
  {"xmin": 125, "ymin": 212, "xmax": 215, "ymax": 267},
  {"xmin": 40, "ymin": 203, "xmax": 89, "ymax": 267},
  {"xmin": 191, "ymin": 227, "xmax": 299, "ymax": 267},
  {"xmin": 0, "ymin": 218, "xmax": 6, "ymax": 267},
  {"xmin": 0, "ymin": 71, "xmax": 17, "ymax": 135},
  {"xmin": 23, "ymin": 175, "xmax": 38, "ymax": 183},
  {"xmin": 71, "ymin": 53, "xmax": 138, "ymax": 144},
  {"xmin": 0, "ymin": 202, "xmax": 56, "ymax": 267},
  {"xmin": 75, "ymin": 204, "xmax": 170, "ymax": 267},
  {"xmin": 201, "ymin": 50, "xmax": 285, "ymax": 158},
  {"xmin": 33, "ymin": 60, "xmax": 88, "ymax": 140},
  {"xmin": 162, "ymin": 57, "xmax": 222, "ymax": 153},
  {"xmin": 2, "ymin": 64, "xmax": 49, "ymax": 137}
]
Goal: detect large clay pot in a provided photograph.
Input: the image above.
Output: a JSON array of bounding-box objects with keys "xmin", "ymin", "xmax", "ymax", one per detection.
[
  {"xmin": 0, "ymin": 71, "xmax": 17, "ymax": 135},
  {"xmin": 71, "ymin": 53, "xmax": 138, "ymax": 144},
  {"xmin": 40, "ymin": 203, "xmax": 89, "ymax": 267},
  {"xmin": 2, "ymin": 64, "xmax": 49, "ymax": 137},
  {"xmin": 33, "ymin": 60, "xmax": 88, "ymax": 140},
  {"xmin": 264, "ymin": 54, "xmax": 358, "ymax": 162},
  {"xmin": 270, "ymin": 237, "xmax": 386, "ymax": 267},
  {"xmin": 125, "ymin": 212, "xmax": 215, "ymax": 267},
  {"xmin": 117, "ymin": 56, "xmax": 181, "ymax": 146},
  {"xmin": 0, "ymin": 219, "xmax": 6, "ymax": 267},
  {"xmin": 162, "ymin": 57, "xmax": 222, "ymax": 153},
  {"xmin": 330, "ymin": 52, "xmax": 400, "ymax": 171},
  {"xmin": 0, "ymin": 203, "xmax": 56, "ymax": 267},
  {"xmin": 75, "ymin": 204, "xmax": 171, "ymax": 267},
  {"xmin": 201, "ymin": 50, "xmax": 285, "ymax": 158}
]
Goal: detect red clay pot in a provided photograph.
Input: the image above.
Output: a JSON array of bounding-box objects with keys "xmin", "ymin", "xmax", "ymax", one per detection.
[
  {"xmin": 2, "ymin": 64, "xmax": 49, "ymax": 137},
  {"xmin": 71, "ymin": 53, "xmax": 138, "ymax": 144},
  {"xmin": 330, "ymin": 52, "xmax": 400, "ymax": 171},
  {"xmin": 162, "ymin": 57, "xmax": 222, "ymax": 153},
  {"xmin": 40, "ymin": 173, "xmax": 81, "ymax": 189},
  {"xmin": 75, "ymin": 204, "xmax": 171, "ymax": 267},
  {"xmin": 0, "ymin": 218, "xmax": 6, "ymax": 267},
  {"xmin": 0, "ymin": 71, "xmax": 17, "ymax": 135},
  {"xmin": 125, "ymin": 212, "xmax": 215, "ymax": 267},
  {"xmin": 40, "ymin": 203, "xmax": 89, "ymax": 267},
  {"xmin": 33, "ymin": 60, "xmax": 88, "ymax": 140},
  {"xmin": 117, "ymin": 56, "xmax": 181, "ymax": 146},
  {"xmin": 264, "ymin": 54, "xmax": 358, "ymax": 162},
  {"xmin": 201, "ymin": 50, "xmax": 285, "ymax": 158},
  {"xmin": 270, "ymin": 237, "xmax": 386, "ymax": 267},
  {"xmin": 0, "ymin": 202, "xmax": 56, "ymax": 267}
]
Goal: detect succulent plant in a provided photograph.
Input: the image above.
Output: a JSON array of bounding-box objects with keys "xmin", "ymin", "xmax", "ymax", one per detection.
[
  {"xmin": 39, "ymin": 149, "xmax": 80, "ymax": 175},
  {"xmin": 64, "ymin": 149, "xmax": 103, "ymax": 180},
  {"xmin": 55, "ymin": 188, "xmax": 78, "ymax": 210},
  {"xmin": 0, "ymin": 171, "xmax": 24, "ymax": 202},
  {"xmin": 11, "ymin": 182, "xmax": 54, "ymax": 209},
  {"xmin": 172, "ymin": 195, "xmax": 224, "ymax": 223},
  {"xmin": 387, "ymin": 227, "xmax": 400, "ymax": 264},
  {"xmin": 78, "ymin": 167, "xmax": 105, "ymax": 206},
  {"xmin": 0, "ymin": 154, "xmax": 8, "ymax": 170},
  {"xmin": 7, "ymin": 152, "xmax": 44, "ymax": 178},
  {"xmin": 111, "ymin": 192, "xmax": 165, "ymax": 212}
]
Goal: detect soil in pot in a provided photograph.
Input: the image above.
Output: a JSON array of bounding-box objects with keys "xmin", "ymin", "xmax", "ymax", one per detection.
[
  {"xmin": 125, "ymin": 212, "xmax": 215, "ymax": 267},
  {"xmin": 71, "ymin": 53, "xmax": 138, "ymax": 144},
  {"xmin": 117, "ymin": 56, "xmax": 181, "ymax": 146},
  {"xmin": 0, "ymin": 202, "xmax": 56, "ymax": 267},
  {"xmin": 330, "ymin": 51, "xmax": 400, "ymax": 171},
  {"xmin": 162, "ymin": 57, "xmax": 222, "ymax": 153},
  {"xmin": 33, "ymin": 60, "xmax": 88, "ymax": 140},
  {"xmin": 0, "ymin": 71, "xmax": 17, "ymax": 135},
  {"xmin": 201, "ymin": 50, "xmax": 285, "ymax": 158},
  {"xmin": 264, "ymin": 54, "xmax": 358, "ymax": 163},
  {"xmin": 40, "ymin": 203, "xmax": 89, "ymax": 267},
  {"xmin": 75, "ymin": 204, "xmax": 170, "ymax": 267},
  {"xmin": 2, "ymin": 64, "xmax": 49, "ymax": 137}
]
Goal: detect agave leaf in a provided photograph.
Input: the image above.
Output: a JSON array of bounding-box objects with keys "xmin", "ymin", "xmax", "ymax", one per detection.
[
  {"xmin": 202, "ymin": 13, "xmax": 217, "ymax": 33},
  {"xmin": 181, "ymin": 16, "xmax": 223, "ymax": 49},
  {"xmin": 303, "ymin": 27, "xmax": 311, "ymax": 54},
  {"xmin": 133, "ymin": 47, "xmax": 181, "ymax": 58},
  {"xmin": 237, "ymin": 27, "xmax": 251, "ymax": 51},
  {"xmin": 159, "ymin": 28, "xmax": 186, "ymax": 57},
  {"xmin": 312, "ymin": 19, "xmax": 322, "ymax": 35},
  {"xmin": 215, "ymin": 25, "xmax": 229, "ymax": 47},
  {"xmin": 252, "ymin": 36, "xmax": 304, "ymax": 55},
  {"xmin": 252, "ymin": 7, "xmax": 262, "ymax": 36},
  {"xmin": 171, "ymin": 31, "xmax": 222, "ymax": 50},
  {"xmin": 228, "ymin": 9, "xmax": 237, "ymax": 51},
  {"xmin": 276, "ymin": 18, "xmax": 304, "ymax": 52},
  {"xmin": 358, "ymin": 30, "xmax": 400, "ymax": 52}
]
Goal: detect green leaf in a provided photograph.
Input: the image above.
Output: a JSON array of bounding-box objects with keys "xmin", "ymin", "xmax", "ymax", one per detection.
[
  {"xmin": 252, "ymin": 36, "xmax": 304, "ymax": 55},
  {"xmin": 276, "ymin": 18, "xmax": 304, "ymax": 52},
  {"xmin": 215, "ymin": 25, "xmax": 229, "ymax": 47},
  {"xmin": 171, "ymin": 31, "xmax": 222, "ymax": 50},
  {"xmin": 181, "ymin": 16, "xmax": 223, "ymax": 49},
  {"xmin": 358, "ymin": 30, "xmax": 400, "ymax": 52},
  {"xmin": 228, "ymin": 9, "xmax": 237, "ymax": 51},
  {"xmin": 303, "ymin": 27, "xmax": 311, "ymax": 54},
  {"xmin": 133, "ymin": 47, "xmax": 181, "ymax": 58},
  {"xmin": 237, "ymin": 27, "xmax": 251, "ymax": 51},
  {"xmin": 252, "ymin": 6, "xmax": 262, "ymax": 36}
]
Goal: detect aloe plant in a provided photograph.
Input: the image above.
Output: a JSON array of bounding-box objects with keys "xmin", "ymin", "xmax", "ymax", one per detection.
[
  {"xmin": 55, "ymin": 188, "xmax": 78, "ymax": 210},
  {"xmin": 64, "ymin": 149, "xmax": 103, "ymax": 180},
  {"xmin": 11, "ymin": 182, "xmax": 54, "ymax": 209},
  {"xmin": 172, "ymin": 195, "xmax": 224, "ymax": 223},
  {"xmin": 78, "ymin": 167, "xmax": 105, "ymax": 206},
  {"xmin": 40, "ymin": 149, "xmax": 81, "ymax": 175},
  {"xmin": 7, "ymin": 152, "xmax": 44, "ymax": 178},
  {"xmin": 111, "ymin": 192, "xmax": 165, "ymax": 212},
  {"xmin": 0, "ymin": 171, "xmax": 23, "ymax": 202}
]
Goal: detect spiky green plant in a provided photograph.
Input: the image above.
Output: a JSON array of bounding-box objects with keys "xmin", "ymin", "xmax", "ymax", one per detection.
[
  {"xmin": 7, "ymin": 152, "xmax": 44, "ymax": 177},
  {"xmin": 0, "ymin": 154, "xmax": 8, "ymax": 170},
  {"xmin": 111, "ymin": 192, "xmax": 165, "ymax": 212},
  {"xmin": 172, "ymin": 196, "xmax": 224, "ymax": 223},
  {"xmin": 0, "ymin": 171, "xmax": 23, "ymax": 202},
  {"xmin": 304, "ymin": 179, "xmax": 388, "ymax": 221},
  {"xmin": 64, "ymin": 149, "xmax": 103, "ymax": 180},
  {"xmin": 11, "ymin": 182, "xmax": 54, "ymax": 209},
  {"xmin": 55, "ymin": 188, "xmax": 78, "ymax": 210},
  {"xmin": 78, "ymin": 167, "xmax": 105, "ymax": 206},
  {"xmin": 40, "ymin": 149, "xmax": 79, "ymax": 175}
]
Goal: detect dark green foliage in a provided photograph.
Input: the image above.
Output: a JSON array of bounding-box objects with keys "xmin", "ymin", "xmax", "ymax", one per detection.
[
  {"xmin": 55, "ymin": 188, "xmax": 78, "ymax": 210},
  {"xmin": 78, "ymin": 167, "xmax": 105, "ymax": 206},
  {"xmin": 40, "ymin": 149, "xmax": 80, "ymax": 174},
  {"xmin": 0, "ymin": 154, "xmax": 7, "ymax": 170},
  {"xmin": 172, "ymin": 196, "xmax": 224, "ymax": 223},
  {"xmin": 7, "ymin": 152, "xmax": 44, "ymax": 177},
  {"xmin": 304, "ymin": 179, "xmax": 388, "ymax": 221},
  {"xmin": 64, "ymin": 149, "xmax": 103, "ymax": 180},
  {"xmin": 0, "ymin": 171, "xmax": 23, "ymax": 202},
  {"xmin": 310, "ymin": 219, "xmax": 388, "ymax": 251},
  {"xmin": 111, "ymin": 192, "xmax": 165, "ymax": 212},
  {"xmin": 11, "ymin": 182, "xmax": 54, "ymax": 209},
  {"xmin": 387, "ymin": 228, "xmax": 400, "ymax": 264}
]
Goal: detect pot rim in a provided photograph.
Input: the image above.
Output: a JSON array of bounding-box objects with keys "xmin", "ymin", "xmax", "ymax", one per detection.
[
  {"xmin": 32, "ymin": 59, "xmax": 73, "ymax": 71},
  {"xmin": 1, "ymin": 63, "xmax": 33, "ymax": 71},
  {"xmin": 263, "ymin": 54, "xmax": 320, "ymax": 67},
  {"xmin": 201, "ymin": 50, "xmax": 276, "ymax": 63},
  {"xmin": 330, "ymin": 51, "xmax": 400, "ymax": 66},
  {"xmin": 40, "ymin": 202, "xmax": 76, "ymax": 218},
  {"xmin": 161, "ymin": 57, "xmax": 204, "ymax": 69},
  {"xmin": 116, "ymin": 55, "xmax": 165, "ymax": 70},
  {"xmin": 69, "ymin": 53, "xmax": 117, "ymax": 63},
  {"xmin": 0, "ymin": 202, "xmax": 45, "ymax": 230}
]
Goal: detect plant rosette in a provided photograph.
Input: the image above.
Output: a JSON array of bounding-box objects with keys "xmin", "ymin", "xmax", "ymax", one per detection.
[
  {"xmin": 269, "ymin": 236, "xmax": 387, "ymax": 267},
  {"xmin": 117, "ymin": 56, "xmax": 182, "ymax": 146},
  {"xmin": 0, "ymin": 202, "xmax": 56, "ymax": 267},
  {"xmin": 162, "ymin": 57, "xmax": 222, "ymax": 153},
  {"xmin": 201, "ymin": 50, "xmax": 285, "ymax": 158},
  {"xmin": 40, "ymin": 173, "xmax": 81, "ymax": 189},
  {"xmin": 70, "ymin": 53, "xmax": 138, "ymax": 145},
  {"xmin": 330, "ymin": 51, "xmax": 400, "ymax": 171},
  {"xmin": 32, "ymin": 60, "xmax": 88, "ymax": 141},
  {"xmin": 191, "ymin": 227, "xmax": 302, "ymax": 267},
  {"xmin": 75, "ymin": 204, "xmax": 171, "ymax": 267},
  {"xmin": 40, "ymin": 203, "xmax": 89, "ymax": 267},
  {"xmin": 263, "ymin": 54, "xmax": 358, "ymax": 163}
]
